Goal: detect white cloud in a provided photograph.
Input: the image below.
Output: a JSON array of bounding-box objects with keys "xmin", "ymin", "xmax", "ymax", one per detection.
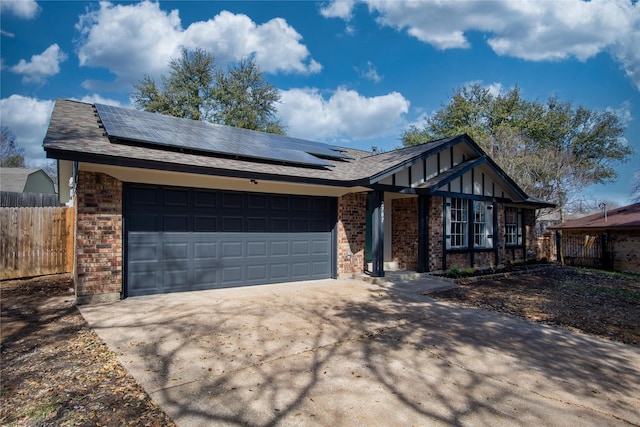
[
  {"xmin": 356, "ymin": 61, "xmax": 382, "ymax": 83},
  {"xmin": 278, "ymin": 87, "xmax": 409, "ymax": 142},
  {"xmin": 464, "ymin": 80, "xmax": 504, "ymax": 97},
  {"xmin": 10, "ymin": 44, "xmax": 67, "ymax": 84},
  {"xmin": 610, "ymin": 28, "xmax": 640, "ymax": 91},
  {"xmin": 608, "ymin": 101, "xmax": 633, "ymax": 128},
  {"xmin": 485, "ymin": 82, "xmax": 504, "ymax": 98},
  {"xmin": 74, "ymin": 94, "xmax": 123, "ymax": 107},
  {"xmin": 321, "ymin": 0, "xmax": 640, "ymax": 91},
  {"xmin": 75, "ymin": 1, "xmax": 320, "ymax": 89},
  {"xmin": 76, "ymin": 1, "xmax": 183, "ymax": 88},
  {"xmin": 320, "ymin": 0, "xmax": 356, "ymax": 20},
  {"xmin": 0, "ymin": 95, "xmax": 54, "ymax": 166},
  {"xmin": 0, "ymin": 0, "xmax": 40, "ymax": 19}
]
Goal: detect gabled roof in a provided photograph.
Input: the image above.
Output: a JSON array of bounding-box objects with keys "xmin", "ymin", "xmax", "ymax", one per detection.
[
  {"xmin": 43, "ymin": 99, "xmax": 550, "ymax": 207},
  {"xmin": 549, "ymin": 203, "xmax": 640, "ymax": 230},
  {"xmin": 0, "ymin": 168, "xmax": 43, "ymax": 192},
  {"xmin": 415, "ymin": 157, "xmax": 486, "ymax": 193},
  {"xmin": 44, "ymin": 99, "xmax": 377, "ymax": 185}
]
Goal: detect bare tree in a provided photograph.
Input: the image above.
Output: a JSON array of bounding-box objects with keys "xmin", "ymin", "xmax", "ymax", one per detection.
[{"xmin": 1, "ymin": 127, "xmax": 26, "ymax": 167}]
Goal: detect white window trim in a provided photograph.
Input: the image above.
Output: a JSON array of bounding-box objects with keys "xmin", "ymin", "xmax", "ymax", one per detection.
[
  {"xmin": 446, "ymin": 197, "xmax": 496, "ymax": 250},
  {"xmin": 505, "ymin": 207, "xmax": 523, "ymax": 246},
  {"xmin": 446, "ymin": 197, "xmax": 468, "ymax": 249},
  {"xmin": 474, "ymin": 201, "xmax": 494, "ymax": 249}
]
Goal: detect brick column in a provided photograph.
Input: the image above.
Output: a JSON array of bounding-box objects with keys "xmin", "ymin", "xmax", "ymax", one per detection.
[
  {"xmin": 74, "ymin": 171, "xmax": 122, "ymax": 304},
  {"xmin": 428, "ymin": 196, "xmax": 445, "ymax": 271},
  {"xmin": 336, "ymin": 192, "xmax": 366, "ymax": 277},
  {"xmin": 524, "ymin": 208, "xmax": 537, "ymax": 260},
  {"xmin": 391, "ymin": 197, "xmax": 418, "ymax": 270}
]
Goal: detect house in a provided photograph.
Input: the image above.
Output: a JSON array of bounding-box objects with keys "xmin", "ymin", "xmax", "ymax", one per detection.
[
  {"xmin": 43, "ymin": 99, "xmax": 553, "ymax": 304},
  {"xmin": 0, "ymin": 168, "xmax": 56, "ymax": 194},
  {"xmin": 549, "ymin": 203, "xmax": 640, "ymax": 274}
]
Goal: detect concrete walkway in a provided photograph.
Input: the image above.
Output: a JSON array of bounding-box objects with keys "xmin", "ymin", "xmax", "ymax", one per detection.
[{"xmin": 79, "ymin": 278, "xmax": 640, "ymax": 427}]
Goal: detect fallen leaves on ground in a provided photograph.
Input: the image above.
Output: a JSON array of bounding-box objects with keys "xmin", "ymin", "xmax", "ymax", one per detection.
[
  {"xmin": 1, "ymin": 275, "xmax": 176, "ymax": 426},
  {"xmin": 431, "ymin": 265, "xmax": 640, "ymax": 345}
]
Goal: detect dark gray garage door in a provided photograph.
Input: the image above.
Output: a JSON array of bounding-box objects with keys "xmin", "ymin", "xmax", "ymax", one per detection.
[{"xmin": 124, "ymin": 184, "xmax": 337, "ymax": 297}]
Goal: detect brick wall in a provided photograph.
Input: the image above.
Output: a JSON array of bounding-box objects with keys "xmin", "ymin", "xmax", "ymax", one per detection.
[
  {"xmin": 524, "ymin": 208, "xmax": 537, "ymax": 259},
  {"xmin": 537, "ymin": 232, "xmax": 555, "ymax": 261},
  {"xmin": 613, "ymin": 230, "xmax": 640, "ymax": 274},
  {"xmin": 436, "ymin": 202, "xmax": 539, "ymax": 271},
  {"xmin": 446, "ymin": 252, "xmax": 471, "ymax": 269},
  {"xmin": 391, "ymin": 197, "xmax": 418, "ymax": 269},
  {"xmin": 337, "ymin": 192, "xmax": 366, "ymax": 276},
  {"xmin": 474, "ymin": 251, "xmax": 495, "ymax": 267},
  {"xmin": 428, "ymin": 196, "xmax": 445, "ymax": 271},
  {"xmin": 75, "ymin": 171, "xmax": 122, "ymax": 304}
]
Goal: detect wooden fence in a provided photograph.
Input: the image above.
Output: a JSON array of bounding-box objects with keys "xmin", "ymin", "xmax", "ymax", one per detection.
[
  {"xmin": 1, "ymin": 191, "xmax": 62, "ymax": 207},
  {"xmin": 556, "ymin": 231, "xmax": 614, "ymax": 270},
  {"xmin": 0, "ymin": 207, "xmax": 75, "ymax": 280}
]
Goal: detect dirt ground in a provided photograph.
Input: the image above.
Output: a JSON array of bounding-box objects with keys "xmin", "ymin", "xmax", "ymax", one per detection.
[
  {"xmin": 1, "ymin": 266, "xmax": 638, "ymax": 425},
  {"xmin": 431, "ymin": 265, "xmax": 640, "ymax": 345},
  {"xmin": 0, "ymin": 274, "xmax": 175, "ymax": 427}
]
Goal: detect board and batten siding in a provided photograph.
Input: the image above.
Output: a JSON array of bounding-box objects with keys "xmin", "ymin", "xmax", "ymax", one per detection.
[{"xmin": 378, "ymin": 145, "xmax": 512, "ymax": 199}]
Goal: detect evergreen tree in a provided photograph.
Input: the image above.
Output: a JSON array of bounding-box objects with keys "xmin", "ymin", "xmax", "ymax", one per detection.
[
  {"xmin": 132, "ymin": 48, "xmax": 284, "ymax": 134},
  {"xmin": 402, "ymin": 84, "xmax": 633, "ymax": 217}
]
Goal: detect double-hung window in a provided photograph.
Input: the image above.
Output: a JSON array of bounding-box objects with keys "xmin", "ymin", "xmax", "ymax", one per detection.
[
  {"xmin": 473, "ymin": 201, "xmax": 493, "ymax": 248},
  {"xmin": 446, "ymin": 198, "xmax": 495, "ymax": 250},
  {"xmin": 447, "ymin": 198, "xmax": 468, "ymax": 248},
  {"xmin": 505, "ymin": 207, "xmax": 523, "ymax": 246}
]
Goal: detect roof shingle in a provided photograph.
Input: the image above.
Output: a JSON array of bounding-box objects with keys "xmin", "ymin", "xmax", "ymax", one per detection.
[
  {"xmin": 549, "ymin": 203, "xmax": 640, "ymax": 229},
  {"xmin": 43, "ymin": 99, "xmax": 461, "ymax": 187}
]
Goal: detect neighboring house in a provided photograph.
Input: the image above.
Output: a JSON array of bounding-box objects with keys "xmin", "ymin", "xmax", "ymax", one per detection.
[
  {"xmin": 549, "ymin": 203, "xmax": 640, "ymax": 274},
  {"xmin": 43, "ymin": 99, "xmax": 553, "ymax": 304},
  {"xmin": 0, "ymin": 168, "xmax": 55, "ymax": 194}
]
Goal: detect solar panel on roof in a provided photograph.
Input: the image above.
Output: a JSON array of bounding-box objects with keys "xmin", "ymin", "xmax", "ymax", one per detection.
[{"xmin": 94, "ymin": 104, "xmax": 349, "ymax": 168}]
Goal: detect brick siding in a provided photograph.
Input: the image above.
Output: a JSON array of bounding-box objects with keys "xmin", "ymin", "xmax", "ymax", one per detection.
[
  {"xmin": 75, "ymin": 171, "xmax": 122, "ymax": 304},
  {"xmin": 391, "ymin": 197, "xmax": 418, "ymax": 269},
  {"xmin": 473, "ymin": 251, "xmax": 495, "ymax": 267},
  {"xmin": 612, "ymin": 230, "xmax": 640, "ymax": 274},
  {"xmin": 428, "ymin": 196, "xmax": 445, "ymax": 271},
  {"xmin": 524, "ymin": 208, "xmax": 537, "ymax": 259},
  {"xmin": 337, "ymin": 192, "xmax": 366, "ymax": 276},
  {"xmin": 434, "ymin": 198, "xmax": 538, "ymax": 271}
]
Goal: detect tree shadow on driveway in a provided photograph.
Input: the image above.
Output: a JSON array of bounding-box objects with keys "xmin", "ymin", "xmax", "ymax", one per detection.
[{"xmin": 79, "ymin": 279, "xmax": 640, "ymax": 426}]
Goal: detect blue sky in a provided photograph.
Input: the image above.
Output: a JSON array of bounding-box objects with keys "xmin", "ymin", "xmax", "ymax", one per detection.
[{"xmin": 1, "ymin": 0, "xmax": 639, "ymax": 206}]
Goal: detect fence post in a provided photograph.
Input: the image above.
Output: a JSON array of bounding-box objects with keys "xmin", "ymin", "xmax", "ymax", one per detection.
[
  {"xmin": 601, "ymin": 232, "xmax": 613, "ymax": 270},
  {"xmin": 555, "ymin": 230, "xmax": 562, "ymax": 264}
]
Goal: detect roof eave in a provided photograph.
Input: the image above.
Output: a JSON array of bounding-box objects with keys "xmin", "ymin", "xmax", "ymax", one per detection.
[
  {"xmin": 45, "ymin": 147, "xmax": 356, "ymax": 189},
  {"xmin": 367, "ymin": 135, "xmax": 465, "ymax": 184}
]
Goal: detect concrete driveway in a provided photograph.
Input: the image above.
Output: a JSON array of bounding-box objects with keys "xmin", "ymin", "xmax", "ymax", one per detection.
[{"xmin": 79, "ymin": 278, "xmax": 640, "ymax": 427}]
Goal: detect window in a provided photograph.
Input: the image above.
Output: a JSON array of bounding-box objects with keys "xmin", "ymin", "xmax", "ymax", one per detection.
[
  {"xmin": 448, "ymin": 198, "xmax": 468, "ymax": 248},
  {"xmin": 505, "ymin": 207, "xmax": 523, "ymax": 245},
  {"xmin": 473, "ymin": 201, "xmax": 494, "ymax": 248},
  {"xmin": 474, "ymin": 201, "xmax": 486, "ymax": 247},
  {"xmin": 446, "ymin": 198, "xmax": 495, "ymax": 250}
]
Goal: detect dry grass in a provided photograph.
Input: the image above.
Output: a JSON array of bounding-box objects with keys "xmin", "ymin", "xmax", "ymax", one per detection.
[{"xmin": 431, "ymin": 265, "xmax": 640, "ymax": 345}]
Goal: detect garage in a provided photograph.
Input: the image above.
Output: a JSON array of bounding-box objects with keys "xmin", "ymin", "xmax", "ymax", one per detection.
[{"xmin": 124, "ymin": 183, "xmax": 337, "ymax": 297}]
